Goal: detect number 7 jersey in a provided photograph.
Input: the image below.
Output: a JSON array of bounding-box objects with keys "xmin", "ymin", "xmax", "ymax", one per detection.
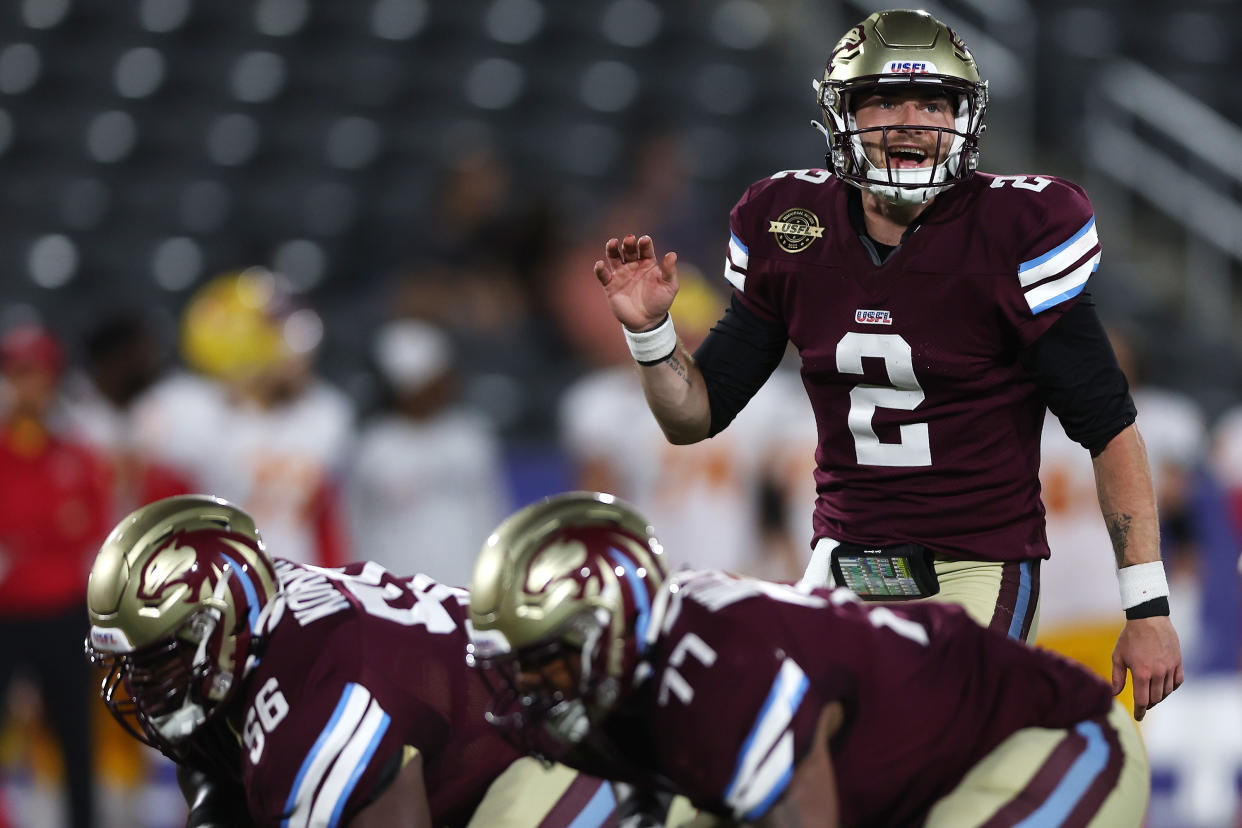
[{"xmin": 724, "ymin": 170, "xmax": 1102, "ymax": 561}]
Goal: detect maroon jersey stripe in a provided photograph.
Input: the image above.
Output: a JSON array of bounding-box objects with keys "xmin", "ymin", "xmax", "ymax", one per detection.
[
  {"xmin": 538, "ymin": 775, "xmax": 618, "ymax": 828},
  {"xmin": 1063, "ymin": 715, "xmax": 1125, "ymax": 827},
  {"xmin": 978, "ymin": 728, "xmax": 1090, "ymax": 827},
  {"xmin": 1018, "ymin": 561, "xmax": 1041, "ymax": 641},
  {"xmin": 988, "ymin": 560, "xmax": 1040, "ymax": 639}
]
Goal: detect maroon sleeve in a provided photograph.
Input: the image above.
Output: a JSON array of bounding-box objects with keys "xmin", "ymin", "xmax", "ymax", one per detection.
[
  {"xmin": 648, "ymin": 580, "xmax": 841, "ymax": 821},
  {"xmin": 993, "ymin": 175, "xmax": 1101, "ymax": 346},
  {"xmin": 725, "ymin": 179, "xmax": 778, "ymax": 324},
  {"xmin": 243, "ymin": 621, "xmax": 442, "ymax": 827}
]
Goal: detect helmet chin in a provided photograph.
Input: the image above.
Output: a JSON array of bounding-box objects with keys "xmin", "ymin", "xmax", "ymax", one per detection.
[
  {"xmin": 859, "ymin": 154, "xmax": 956, "ymax": 205},
  {"xmin": 151, "ymin": 701, "xmax": 208, "ymax": 741},
  {"xmin": 544, "ymin": 697, "xmax": 591, "ymax": 744}
]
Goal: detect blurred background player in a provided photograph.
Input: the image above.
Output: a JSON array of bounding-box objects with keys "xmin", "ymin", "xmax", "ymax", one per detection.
[
  {"xmin": 133, "ymin": 267, "xmax": 354, "ymax": 567},
  {"xmin": 61, "ymin": 310, "xmax": 189, "ymax": 514},
  {"xmin": 560, "ymin": 267, "xmax": 816, "ymax": 579},
  {"xmin": 346, "ymin": 319, "xmax": 510, "ymax": 586},
  {"xmin": 0, "ymin": 324, "xmax": 109, "ymax": 828}
]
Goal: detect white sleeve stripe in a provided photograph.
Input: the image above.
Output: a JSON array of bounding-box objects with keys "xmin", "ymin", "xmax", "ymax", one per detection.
[
  {"xmin": 723, "ymin": 258, "xmax": 746, "ymax": 292},
  {"xmin": 309, "ymin": 699, "xmax": 392, "ymax": 828},
  {"xmin": 723, "ymin": 658, "xmax": 809, "ymax": 816},
  {"xmin": 1026, "ymin": 255, "xmax": 1098, "ymax": 314},
  {"xmin": 1018, "ymin": 216, "xmax": 1096, "ymax": 285},
  {"xmin": 734, "ymin": 732, "xmax": 796, "ymax": 820},
  {"xmin": 1018, "ymin": 217, "xmax": 1097, "ymax": 281},
  {"xmin": 282, "ymin": 684, "xmax": 372, "ymax": 828},
  {"xmin": 729, "ymin": 231, "xmax": 749, "ymax": 265}
]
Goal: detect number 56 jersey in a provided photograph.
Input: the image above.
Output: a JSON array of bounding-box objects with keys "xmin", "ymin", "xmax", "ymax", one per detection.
[
  {"xmin": 725, "ymin": 171, "xmax": 1102, "ymax": 562},
  {"xmin": 239, "ymin": 560, "xmax": 521, "ymax": 827}
]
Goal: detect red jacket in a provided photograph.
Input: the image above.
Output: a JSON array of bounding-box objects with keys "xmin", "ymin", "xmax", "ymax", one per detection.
[{"xmin": 0, "ymin": 419, "xmax": 112, "ymax": 614}]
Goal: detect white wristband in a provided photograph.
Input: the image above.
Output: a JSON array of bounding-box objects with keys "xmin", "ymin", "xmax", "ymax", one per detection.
[
  {"xmin": 1117, "ymin": 561, "xmax": 1169, "ymax": 610},
  {"xmin": 623, "ymin": 315, "xmax": 677, "ymax": 365}
]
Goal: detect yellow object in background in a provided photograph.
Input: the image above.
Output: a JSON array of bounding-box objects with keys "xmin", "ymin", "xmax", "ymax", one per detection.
[
  {"xmin": 1036, "ymin": 620, "xmax": 1135, "ymax": 715},
  {"xmin": 180, "ymin": 268, "xmax": 322, "ymax": 384}
]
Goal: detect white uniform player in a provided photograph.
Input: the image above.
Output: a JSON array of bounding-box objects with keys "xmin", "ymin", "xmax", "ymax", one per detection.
[
  {"xmin": 560, "ymin": 365, "xmax": 817, "ymax": 579},
  {"xmin": 133, "ymin": 268, "xmax": 356, "ymax": 568},
  {"xmin": 346, "ymin": 320, "xmax": 511, "ymax": 587},
  {"xmin": 134, "ymin": 371, "xmax": 354, "ymax": 567}
]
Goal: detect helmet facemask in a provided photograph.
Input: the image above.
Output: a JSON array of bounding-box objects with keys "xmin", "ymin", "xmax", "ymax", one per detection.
[
  {"xmin": 816, "ymin": 76, "xmax": 986, "ymax": 205},
  {"xmin": 88, "ymin": 561, "xmax": 259, "ymax": 768},
  {"xmin": 467, "ymin": 492, "xmax": 667, "ymax": 759},
  {"xmin": 812, "ymin": 10, "xmax": 989, "ymax": 205},
  {"xmin": 470, "ymin": 612, "xmax": 606, "ymax": 761},
  {"xmin": 85, "ymin": 496, "xmax": 281, "ymax": 777}
]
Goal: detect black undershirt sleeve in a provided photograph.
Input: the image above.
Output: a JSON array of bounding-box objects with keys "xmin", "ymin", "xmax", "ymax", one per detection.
[
  {"xmin": 1018, "ymin": 292, "xmax": 1137, "ymax": 456},
  {"xmin": 692, "ymin": 294, "xmax": 789, "ymax": 437}
]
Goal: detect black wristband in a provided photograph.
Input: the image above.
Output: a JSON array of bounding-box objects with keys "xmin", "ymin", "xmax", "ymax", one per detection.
[
  {"xmin": 636, "ymin": 347, "xmax": 677, "ymax": 367},
  {"xmin": 1125, "ymin": 596, "xmax": 1170, "ymax": 620}
]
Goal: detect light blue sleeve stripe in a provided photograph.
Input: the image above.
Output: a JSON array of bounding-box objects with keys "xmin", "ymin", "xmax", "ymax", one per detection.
[
  {"xmin": 565, "ymin": 781, "xmax": 618, "ymax": 828},
  {"xmin": 283, "ymin": 685, "xmax": 359, "ymax": 826},
  {"xmin": 730, "ymin": 230, "xmax": 749, "ymax": 255},
  {"xmin": 219, "ymin": 552, "xmax": 261, "ymax": 632},
  {"xmin": 1005, "ymin": 561, "xmax": 1033, "ymax": 640},
  {"xmin": 1019, "ymin": 216, "xmax": 1095, "ymax": 273},
  {"xmin": 1014, "ymin": 721, "xmax": 1110, "ymax": 827},
  {"xmin": 1029, "ymin": 272, "xmax": 1091, "ymax": 315},
  {"xmin": 327, "ymin": 711, "xmax": 391, "ymax": 828},
  {"xmin": 744, "ymin": 764, "xmax": 796, "ymax": 821},
  {"xmin": 723, "ymin": 665, "xmax": 810, "ymax": 805},
  {"xmin": 605, "ymin": 548, "xmax": 651, "ymax": 655}
]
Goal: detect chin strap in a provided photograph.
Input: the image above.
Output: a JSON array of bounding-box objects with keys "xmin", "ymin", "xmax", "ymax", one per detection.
[{"xmin": 154, "ymin": 567, "xmax": 235, "ymax": 742}]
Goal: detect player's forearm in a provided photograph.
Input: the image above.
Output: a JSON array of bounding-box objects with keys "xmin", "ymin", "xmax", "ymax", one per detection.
[
  {"xmin": 636, "ymin": 342, "xmax": 712, "ymax": 445},
  {"xmin": 1091, "ymin": 424, "xmax": 1161, "ymax": 567}
]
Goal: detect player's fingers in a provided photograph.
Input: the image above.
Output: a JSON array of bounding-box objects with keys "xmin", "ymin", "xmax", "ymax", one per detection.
[
  {"xmin": 1110, "ymin": 659, "xmax": 1126, "ymax": 696},
  {"xmin": 605, "ymin": 238, "xmax": 622, "ymax": 263},
  {"xmin": 1131, "ymin": 674, "xmax": 1150, "ymax": 721},
  {"xmin": 1174, "ymin": 663, "xmax": 1185, "ymax": 690},
  {"xmin": 661, "ymin": 251, "xmax": 678, "ymax": 281},
  {"xmin": 1161, "ymin": 668, "xmax": 1178, "ymax": 702},
  {"xmin": 620, "ymin": 234, "xmax": 639, "ymax": 263},
  {"xmin": 637, "ymin": 235, "xmax": 656, "ymax": 259},
  {"xmin": 594, "ymin": 260, "xmax": 611, "ymax": 286}
]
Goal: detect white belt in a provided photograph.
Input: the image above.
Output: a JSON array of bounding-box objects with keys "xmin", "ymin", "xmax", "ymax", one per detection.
[{"xmin": 798, "ymin": 537, "xmax": 839, "ymax": 590}]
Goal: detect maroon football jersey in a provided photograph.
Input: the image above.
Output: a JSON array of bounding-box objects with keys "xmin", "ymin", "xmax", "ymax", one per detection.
[
  {"xmin": 636, "ymin": 570, "xmax": 1113, "ymax": 826},
  {"xmin": 724, "ymin": 171, "xmax": 1102, "ymax": 561},
  {"xmin": 238, "ymin": 559, "xmax": 520, "ymax": 827}
]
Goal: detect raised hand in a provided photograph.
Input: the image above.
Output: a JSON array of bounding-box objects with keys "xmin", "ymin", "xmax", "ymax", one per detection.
[{"xmin": 594, "ymin": 234, "xmax": 679, "ymax": 332}]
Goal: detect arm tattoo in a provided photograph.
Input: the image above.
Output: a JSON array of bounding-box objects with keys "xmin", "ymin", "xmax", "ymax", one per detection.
[
  {"xmin": 664, "ymin": 350, "xmax": 692, "ymax": 388},
  {"xmin": 1103, "ymin": 511, "xmax": 1133, "ymax": 567}
]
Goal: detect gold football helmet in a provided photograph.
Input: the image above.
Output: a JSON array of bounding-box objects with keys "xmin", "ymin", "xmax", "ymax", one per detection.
[
  {"xmin": 467, "ymin": 492, "xmax": 667, "ymax": 752},
  {"xmin": 813, "ymin": 9, "xmax": 988, "ymax": 204},
  {"xmin": 85, "ymin": 495, "xmax": 280, "ymax": 768},
  {"xmin": 180, "ymin": 267, "xmax": 323, "ymax": 384}
]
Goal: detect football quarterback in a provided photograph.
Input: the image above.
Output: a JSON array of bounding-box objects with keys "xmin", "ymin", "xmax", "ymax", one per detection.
[
  {"xmin": 589, "ymin": 8, "xmax": 1182, "ymax": 721},
  {"xmin": 469, "ymin": 492, "xmax": 1150, "ymax": 827}
]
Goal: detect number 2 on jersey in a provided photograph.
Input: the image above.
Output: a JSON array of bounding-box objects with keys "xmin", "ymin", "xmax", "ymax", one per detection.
[{"xmin": 836, "ymin": 332, "xmax": 931, "ymax": 467}]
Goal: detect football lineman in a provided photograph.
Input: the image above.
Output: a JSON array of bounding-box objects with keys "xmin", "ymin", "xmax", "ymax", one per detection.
[
  {"xmin": 468, "ymin": 492, "xmax": 1151, "ymax": 827},
  {"xmin": 85, "ymin": 495, "xmax": 620, "ymax": 828},
  {"xmin": 589, "ymin": 8, "xmax": 1181, "ymax": 719}
]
